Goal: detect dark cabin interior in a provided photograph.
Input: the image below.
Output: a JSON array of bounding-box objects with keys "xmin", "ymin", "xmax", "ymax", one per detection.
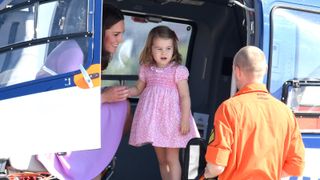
[{"xmin": 106, "ymin": 0, "xmax": 247, "ymax": 179}]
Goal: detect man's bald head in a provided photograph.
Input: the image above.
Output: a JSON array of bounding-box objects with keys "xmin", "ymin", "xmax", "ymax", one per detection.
[
  {"xmin": 233, "ymin": 46, "xmax": 268, "ymax": 88},
  {"xmin": 234, "ymin": 46, "xmax": 267, "ymax": 78}
]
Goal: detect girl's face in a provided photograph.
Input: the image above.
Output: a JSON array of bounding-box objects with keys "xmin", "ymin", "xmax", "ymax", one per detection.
[
  {"xmin": 151, "ymin": 37, "xmax": 174, "ymax": 68},
  {"xmin": 104, "ymin": 20, "xmax": 125, "ymax": 54}
]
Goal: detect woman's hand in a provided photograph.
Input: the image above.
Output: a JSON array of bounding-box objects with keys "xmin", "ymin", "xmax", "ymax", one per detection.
[
  {"xmin": 180, "ymin": 119, "xmax": 190, "ymax": 135},
  {"xmin": 101, "ymin": 86, "xmax": 129, "ymax": 103}
]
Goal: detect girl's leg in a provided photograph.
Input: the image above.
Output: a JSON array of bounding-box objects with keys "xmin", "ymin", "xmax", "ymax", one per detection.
[
  {"xmin": 154, "ymin": 147, "xmax": 169, "ymax": 180},
  {"xmin": 166, "ymin": 148, "xmax": 181, "ymax": 180}
]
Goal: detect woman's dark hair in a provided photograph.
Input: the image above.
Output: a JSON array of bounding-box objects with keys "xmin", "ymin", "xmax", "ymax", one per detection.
[{"xmin": 101, "ymin": 4, "xmax": 124, "ymax": 70}]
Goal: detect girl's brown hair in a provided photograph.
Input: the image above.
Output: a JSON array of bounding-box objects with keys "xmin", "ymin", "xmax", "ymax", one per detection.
[{"xmin": 140, "ymin": 26, "xmax": 182, "ymax": 65}]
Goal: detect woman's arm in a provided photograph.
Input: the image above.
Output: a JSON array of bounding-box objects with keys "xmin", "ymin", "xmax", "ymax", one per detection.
[
  {"xmin": 177, "ymin": 79, "xmax": 191, "ymax": 135},
  {"xmin": 128, "ymin": 80, "xmax": 146, "ymax": 97},
  {"xmin": 101, "ymin": 86, "xmax": 129, "ymax": 103}
]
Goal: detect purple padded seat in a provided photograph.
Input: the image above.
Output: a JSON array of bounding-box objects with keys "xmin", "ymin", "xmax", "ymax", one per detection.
[{"xmin": 36, "ymin": 40, "xmax": 83, "ymax": 78}]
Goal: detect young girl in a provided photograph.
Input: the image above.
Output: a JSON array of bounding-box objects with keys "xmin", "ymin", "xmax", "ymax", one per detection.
[{"xmin": 128, "ymin": 25, "xmax": 200, "ymax": 180}]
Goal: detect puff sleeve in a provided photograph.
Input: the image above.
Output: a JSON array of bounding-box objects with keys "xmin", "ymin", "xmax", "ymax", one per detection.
[
  {"xmin": 175, "ymin": 65, "xmax": 189, "ymax": 83},
  {"xmin": 139, "ymin": 65, "xmax": 146, "ymax": 82}
]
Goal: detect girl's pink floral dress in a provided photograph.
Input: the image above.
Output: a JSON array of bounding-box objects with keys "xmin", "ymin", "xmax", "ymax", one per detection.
[{"xmin": 129, "ymin": 62, "xmax": 199, "ymax": 148}]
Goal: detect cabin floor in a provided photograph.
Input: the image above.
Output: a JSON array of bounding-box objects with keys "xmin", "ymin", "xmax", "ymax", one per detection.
[{"xmin": 111, "ymin": 135, "xmax": 161, "ymax": 180}]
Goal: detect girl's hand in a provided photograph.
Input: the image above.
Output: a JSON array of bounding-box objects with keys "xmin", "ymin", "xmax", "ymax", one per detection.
[
  {"xmin": 101, "ymin": 86, "xmax": 129, "ymax": 103},
  {"xmin": 180, "ymin": 119, "xmax": 190, "ymax": 135}
]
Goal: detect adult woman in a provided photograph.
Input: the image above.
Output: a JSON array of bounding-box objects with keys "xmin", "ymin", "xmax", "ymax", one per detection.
[
  {"xmin": 101, "ymin": 4, "xmax": 129, "ymax": 103},
  {"xmin": 37, "ymin": 4, "xmax": 131, "ymax": 180}
]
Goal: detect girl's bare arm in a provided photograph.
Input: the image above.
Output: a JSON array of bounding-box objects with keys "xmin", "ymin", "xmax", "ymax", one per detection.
[
  {"xmin": 177, "ymin": 79, "xmax": 191, "ymax": 135},
  {"xmin": 128, "ymin": 79, "xmax": 146, "ymax": 97}
]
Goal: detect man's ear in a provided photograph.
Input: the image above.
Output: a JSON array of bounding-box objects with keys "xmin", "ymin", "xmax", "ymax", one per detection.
[{"xmin": 234, "ymin": 65, "xmax": 241, "ymax": 79}]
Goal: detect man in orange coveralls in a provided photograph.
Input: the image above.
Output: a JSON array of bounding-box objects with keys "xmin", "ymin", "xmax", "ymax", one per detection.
[{"xmin": 203, "ymin": 46, "xmax": 305, "ymax": 179}]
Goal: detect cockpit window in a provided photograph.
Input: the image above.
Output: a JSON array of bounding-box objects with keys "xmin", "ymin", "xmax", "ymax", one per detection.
[
  {"xmin": 271, "ymin": 7, "xmax": 320, "ymax": 132},
  {"xmin": 269, "ymin": 7, "xmax": 320, "ymax": 98},
  {"xmin": 0, "ymin": 0, "xmax": 87, "ymax": 48},
  {"xmin": 0, "ymin": 0, "xmax": 89, "ymax": 88}
]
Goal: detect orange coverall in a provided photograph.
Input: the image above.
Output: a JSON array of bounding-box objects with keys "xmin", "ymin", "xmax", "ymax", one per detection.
[{"xmin": 205, "ymin": 83, "xmax": 305, "ymax": 180}]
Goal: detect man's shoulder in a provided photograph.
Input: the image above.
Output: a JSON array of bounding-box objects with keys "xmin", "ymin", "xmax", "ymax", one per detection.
[
  {"xmin": 219, "ymin": 96, "xmax": 242, "ymax": 111},
  {"xmin": 225, "ymin": 92, "xmax": 288, "ymax": 107},
  {"xmin": 224, "ymin": 93, "xmax": 250, "ymax": 106},
  {"xmin": 229, "ymin": 92, "xmax": 293, "ymax": 113}
]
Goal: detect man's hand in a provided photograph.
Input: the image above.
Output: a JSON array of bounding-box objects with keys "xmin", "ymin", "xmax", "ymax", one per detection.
[{"xmin": 204, "ymin": 163, "xmax": 225, "ymax": 179}]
